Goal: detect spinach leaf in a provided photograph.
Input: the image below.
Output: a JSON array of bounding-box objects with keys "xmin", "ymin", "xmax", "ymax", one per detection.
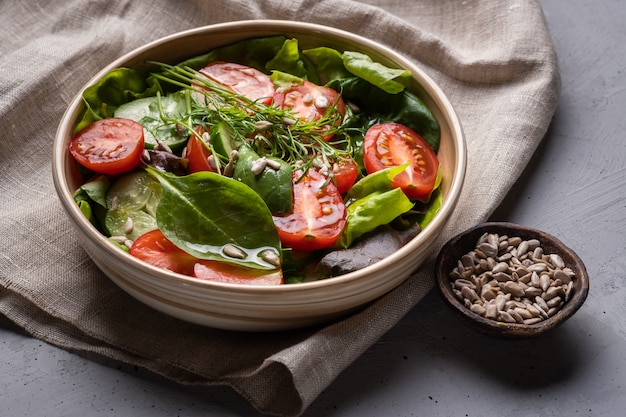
[
  {"xmin": 329, "ymin": 77, "xmax": 441, "ymax": 152},
  {"xmin": 233, "ymin": 145, "xmax": 294, "ymax": 215},
  {"xmin": 147, "ymin": 168, "xmax": 281, "ymax": 270}
]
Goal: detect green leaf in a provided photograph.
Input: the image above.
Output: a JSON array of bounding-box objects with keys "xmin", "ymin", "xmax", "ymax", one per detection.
[
  {"xmin": 174, "ymin": 36, "xmax": 288, "ymax": 72},
  {"xmin": 344, "ymin": 165, "xmax": 405, "ymax": 203},
  {"xmin": 337, "ymin": 188, "xmax": 414, "ymax": 248},
  {"xmin": 147, "ymin": 168, "xmax": 281, "ymax": 270},
  {"xmin": 76, "ymin": 67, "xmax": 160, "ymax": 132},
  {"xmin": 265, "ymin": 38, "xmax": 310, "ymax": 79},
  {"xmin": 302, "ymin": 47, "xmax": 352, "ymax": 84},
  {"xmin": 73, "ymin": 175, "xmax": 110, "ymax": 233},
  {"xmin": 342, "ymin": 51, "xmax": 411, "ymax": 94},
  {"xmin": 328, "ymin": 77, "xmax": 441, "ymax": 152},
  {"xmin": 233, "ymin": 145, "xmax": 294, "ymax": 215},
  {"xmin": 419, "ymin": 188, "xmax": 442, "ymax": 229}
]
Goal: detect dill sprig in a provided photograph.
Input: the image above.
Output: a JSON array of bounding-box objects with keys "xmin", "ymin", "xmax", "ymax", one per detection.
[{"xmin": 148, "ymin": 62, "xmax": 356, "ymax": 175}]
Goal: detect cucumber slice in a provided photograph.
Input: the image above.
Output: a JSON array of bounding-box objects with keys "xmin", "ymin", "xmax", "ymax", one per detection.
[
  {"xmin": 105, "ymin": 209, "xmax": 158, "ymax": 241},
  {"xmin": 114, "ymin": 91, "xmax": 189, "ymax": 151},
  {"xmin": 105, "ymin": 171, "xmax": 161, "ymax": 239},
  {"xmin": 210, "ymin": 121, "xmax": 241, "ymax": 158}
]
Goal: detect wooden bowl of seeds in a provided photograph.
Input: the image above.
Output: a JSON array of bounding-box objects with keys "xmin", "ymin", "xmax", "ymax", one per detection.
[{"xmin": 435, "ymin": 222, "xmax": 589, "ymax": 339}]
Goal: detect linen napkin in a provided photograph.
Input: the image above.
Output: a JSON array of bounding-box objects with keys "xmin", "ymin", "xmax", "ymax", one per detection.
[{"xmin": 0, "ymin": 0, "xmax": 560, "ymax": 415}]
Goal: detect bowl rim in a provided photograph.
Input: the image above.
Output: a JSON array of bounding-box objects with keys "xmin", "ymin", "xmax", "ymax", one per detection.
[
  {"xmin": 52, "ymin": 19, "xmax": 467, "ymax": 294},
  {"xmin": 435, "ymin": 221, "xmax": 589, "ymax": 337}
]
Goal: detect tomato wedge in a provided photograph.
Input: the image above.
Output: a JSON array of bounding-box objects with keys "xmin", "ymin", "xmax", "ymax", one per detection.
[
  {"xmin": 129, "ymin": 229, "xmax": 197, "ymax": 276},
  {"xmin": 130, "ymin": 229, "xmax": 283, "ymax": 285},
  {"xmin": 198, "ymin": 62, "xmax": 275, "ymax": 105},
  {"xmin": 363, "ymin": 122, "xmax": 439, "ymax": 201},
  {"xmin": 194, "ymin": 261, "xmax": 283, "ymax": 285},
  {"xmin": 69, "ymin": 117, "xmax": 144, "ymax": 175},
  {"xmin": 272, "ymin": 168, "xmax": 347, "ymax": 251},
  {"xmin": 185, "ymin": 129, "xmax": 216, "ymax": 174},
  {"xmin": 331, "ymin": 157, "xmax": 359, "ymax": 195},
  {"xmin": 272, "ymin": 80, "xmax": 345, "ymax": 141}
]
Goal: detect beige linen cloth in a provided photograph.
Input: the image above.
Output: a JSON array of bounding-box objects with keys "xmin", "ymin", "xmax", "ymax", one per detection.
[{"xmin": 0, "ymin": 0, "xmax": 559, "ymax": 416}]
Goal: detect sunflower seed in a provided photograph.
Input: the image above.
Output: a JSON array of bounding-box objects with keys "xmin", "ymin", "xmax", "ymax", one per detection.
[
  {"xmin": 461, "ymin": 286, "xmax": 480, "ymax": 303},
  {"xmin": 550, "ymin": 253, "xmax": 566, "ymax": 269},
  {"xmin": 498, "ymin": 311, "xmax": 516, "ymax": 323},
  {"xmin": 547, "ymin": 296, "xmax": 563, "ymax": 308},
  {"xmin": 260, "ymin": 249, "xmax": 281, "ymax": 267},
  {"xmin": 470, "ymin": 304, "xmax": 487, "ymax": 316},
  {"xmin": 448, "ymin": 231, "xmax": 576, "ymax": 325},
  {"xmin": 223, "ymin": 244, "xmax": 246, "ymax": 259},
  {"xmin": 109, "ymin": 235, "xmax": 127, "ymax": 244},
  {"xmin": 265, "ymin": 158, "xmax": 282, "ymax": 170},
  {"xmin": 124, "ymin": 217, "xmax": 134, "ymax": 235},
  {"xmin": 251, "ymin": 157, "xmax": 268, "ymax": 175}
]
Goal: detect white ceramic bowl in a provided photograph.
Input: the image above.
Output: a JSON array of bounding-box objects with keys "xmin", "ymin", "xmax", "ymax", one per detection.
[{"xmin": 52, "ymin": 20, "xmax": 466, "ymax": 331}]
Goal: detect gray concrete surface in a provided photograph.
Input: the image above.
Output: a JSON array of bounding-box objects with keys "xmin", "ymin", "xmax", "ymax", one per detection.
[{"xmin": 2, "ymin": 1, "xmax": 625, "ymax": 415}]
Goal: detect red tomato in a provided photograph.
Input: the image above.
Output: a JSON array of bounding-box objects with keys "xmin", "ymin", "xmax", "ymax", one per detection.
[
  {"xmin": 185, "ymin": 130, "xmax": 216, "ymax": 173},
  {"xmin": 198, "ymin": 62, "xmax": 275, "ymax": 105},
  {"xmin": 272, "ymin": 80, "xmax": 345, "ymax": 141},
  {"xmin": 331, "ymin": 157, "xmax": 359, "ymax": 195},
  {"xmin": 129, "ymin": 229, "xmax": 197, "ymax": 276},
  {"xmin": 69, "ymin": 117, "xmax": 144, "ymax": 175},
  {"xmin": 272, "ymin": 168, "xmax": 347, "ymax": 251},
  {"xmin": 130, "ymin": 230, "xmax": 283, "ymax": 285},
  {"xmin": 363, "ymin": 123, "xmax": 439, "ymax": 201},
  {"xmin": 194, "ymin": 261, "xmax": 283, "ymax": 285}
]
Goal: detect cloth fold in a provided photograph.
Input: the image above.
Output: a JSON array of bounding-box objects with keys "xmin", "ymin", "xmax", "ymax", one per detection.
[{"xmin": 0, "ymin": 0, "xmax": 559, "ymax": 415}]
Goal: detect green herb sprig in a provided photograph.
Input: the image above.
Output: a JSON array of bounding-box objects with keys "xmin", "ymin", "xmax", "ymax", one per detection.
[{"xmin": 149, "ymin": 62, "xmax": 357, "ymax": 178}]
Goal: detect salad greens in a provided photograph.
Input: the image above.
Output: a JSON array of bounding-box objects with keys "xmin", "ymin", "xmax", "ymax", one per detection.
[
  {"xmin": 72, "ymin": 35, "xmax": 442, "ymax": 281},
  {"xmin": 147, "ymin": 167, "xmax": 281, "ymax": 270}
]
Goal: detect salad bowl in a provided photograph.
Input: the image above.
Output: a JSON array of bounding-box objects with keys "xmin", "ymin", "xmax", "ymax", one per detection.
[{"xmin": 52, "ymin": 20, "xmax": 466, "ymax": 331}]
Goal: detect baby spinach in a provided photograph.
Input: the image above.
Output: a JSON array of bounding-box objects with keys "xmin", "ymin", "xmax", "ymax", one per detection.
[
  {"xmin": 233, "ymin": 145, "xmax": 294, "ymax": 215},
  {"xmin": 146, "ymin": 167, "xmax": 281, "ymax": 270},
  {"xmin": 328, "ymin": 77, "xmax": 441, "ymax": 152}
]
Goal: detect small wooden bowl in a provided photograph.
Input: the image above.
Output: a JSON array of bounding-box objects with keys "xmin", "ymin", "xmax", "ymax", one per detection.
[{"xmin": 435, "ymin": 222, "xmax": 589, "ymax": 339}]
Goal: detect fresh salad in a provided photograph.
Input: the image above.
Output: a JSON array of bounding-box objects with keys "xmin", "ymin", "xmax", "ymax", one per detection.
[{"xmin": 70, "ymin": 36, "xmax": 442, "ymax": 285}]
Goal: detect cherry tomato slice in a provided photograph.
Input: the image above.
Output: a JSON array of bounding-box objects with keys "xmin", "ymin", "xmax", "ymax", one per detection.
[
  {"xmin": 272, "ymin": 80, "xmax": 345, "ymax": 141},
  {"xmin": 130, "ymin": 230, "xmax": 283, "ymax": 285},
  {"xmin": 331, "ymin": 157, "xmax": 359, "ymax": 195},
  {"xmin": 185, "ymin": 128, "xmax": 216, "ymax": 174},
  {"xmin": 194, "ymin": 261, "xmax": 283, "ymax": 285},
  {"xmin": 363, "ymin": 122, "xmax": 439, "ymax": 201},
  {"xmin": 69, "ymin": 117, "xmax": 144, "ymax": 175},
  {"xmin": 129, "ymin": 229, "xmax": 197, "ymax": 276},
  {"xmin": 272, "ymin": 168, "xmax": 347, "ymax": 251},
  {"xmin": 198, "ymin": 62, "xmax": 275, "ymax": 105}
]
